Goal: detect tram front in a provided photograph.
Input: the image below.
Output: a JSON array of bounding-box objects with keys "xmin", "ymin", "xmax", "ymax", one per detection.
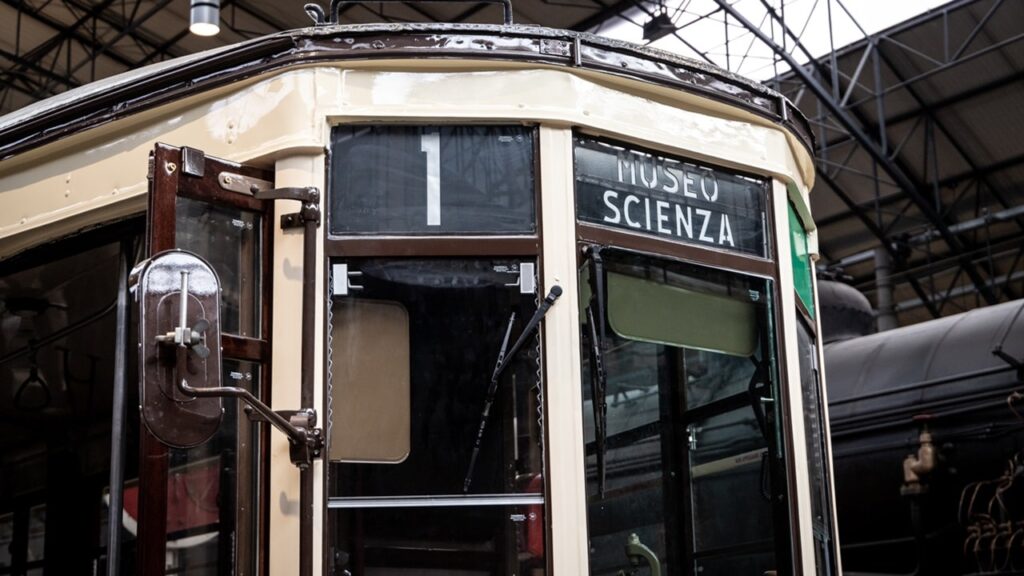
[{"xmin": 0, "ymin": 10, "xmax": 836, "ymax": 576}]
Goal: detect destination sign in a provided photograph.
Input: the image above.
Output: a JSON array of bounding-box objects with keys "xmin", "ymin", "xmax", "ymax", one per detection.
[{"xmin": 574, "ymin": 137, "xmax": 768, "ymax": 258}]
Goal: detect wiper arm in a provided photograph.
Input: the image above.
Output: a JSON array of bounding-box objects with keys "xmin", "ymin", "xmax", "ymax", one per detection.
[
  {"xmin": 587, "ymin": 304, "xmax": 609, "ymax": 498},
  {"xmin": 586, "ymin": 246, "xmax": 609, "ymax": 499},
  {"xmin": 464, "ymin": 285, "xmax": 562, "ymax": 493}
]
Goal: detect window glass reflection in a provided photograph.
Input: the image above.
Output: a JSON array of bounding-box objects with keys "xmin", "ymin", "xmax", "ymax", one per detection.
[
  {"xmin": 330, "ymin": 126, "xmax": 536, "ymax": 235},
  {"xmin": 175, "ymin": 197, "xmax": 261, "ymax": 337},
  {"xmin": 580, "ymin": 250, "xmax": 787, "ymax": 576},
  {"xmin": 164, "ymin": 359, "xmax": 259, "ymax": 575},
  {"xmin": 329, "ymin": 258, "xmax": 545, "ymax": 575}
]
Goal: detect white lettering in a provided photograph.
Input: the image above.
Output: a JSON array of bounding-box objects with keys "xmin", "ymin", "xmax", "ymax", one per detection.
[
  {"xmin": 700, "ymin": 170, "xmax": 719, "ymax": 202},
  {"xmin": 675, "ymin": 205, "xmax": 693, "ymax": 238},
  {"xmin": 719, "ymin": 213, "xmax": 734, "ymax": 246},
  {"xmin": 421, "ymin": 132, "xmax": 441, "ymax": 225},
  {"xmin": 662, "ymin": 167, "xmax": 680, "ymax": 193},
  {"xmin": 644, "ymin": 197, "xmax": 651, "ymax": 229},
  {"xmin": 639, "ymin": 159, "xmax": 658, "ymax": 189},
  {"xmin": 623, "ymin": 195, "xmax": 641, "ymax": 228},
  {"xmin": 602, "ymin": 190, "xmax": 621, "ymax": 224},
  {"xmin": 697, "ymin": 208, "xmax": 713, "ymax": 242},
  {"xmin": 656, "ymin": 201, "xmax": 670, "ymax": 234},
  {"xmin": 683, "ymin": 171, "xmax": 698, "ymax": 198},
  {"xmin": 617, "ymin": 154, "xmax": 636, "ymax": 185}
]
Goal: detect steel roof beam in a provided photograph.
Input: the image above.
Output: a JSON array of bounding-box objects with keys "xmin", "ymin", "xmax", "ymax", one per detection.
[
  {"xmin": 817, "ymin": 68, "xmax": 1024, "ymax": 153},
  {"xmin": 0, "ymin": 0, "xmax": 132, "ymax": 70},
  {"xmin": 817, "ymin": 169, "xmax": 940, "ymax": 318},
  {"xmin": 716, "ymin": 0, "xmax": 998, "ymax": 305}
]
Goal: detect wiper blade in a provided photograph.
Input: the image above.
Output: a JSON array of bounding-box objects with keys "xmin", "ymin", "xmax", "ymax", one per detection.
[
  {"xmin": 464, "ymin": 285, "xmax": 562, "ymax": 493},
  {"xmin": 587, "ymin": 304, "xmax": 609, "ymax": 498},
  {"xmin": 586, "ymin": 246, "xmax": 609, "ymax": 499}
]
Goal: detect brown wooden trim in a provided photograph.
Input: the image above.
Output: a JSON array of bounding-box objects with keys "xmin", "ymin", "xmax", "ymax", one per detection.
[
  {"xmin": 577, "ymin": 224, "xmax": 776, "ymax": 278},
  {"xmin": 141, "ymin": 143, "xmax": 276, "ymax": 576},
  {"xmin": 222, "ymin": 335, "xmax": 269, "ymax": 360},
  {"xmin": 325, "ymin": 236, "xmax": 540, "ymax": 257}
]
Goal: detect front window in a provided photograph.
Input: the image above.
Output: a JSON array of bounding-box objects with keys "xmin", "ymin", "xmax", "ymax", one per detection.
[
  {"xmin": 326, "ymin": 121, "xmax": 545, "ymax": 576},
  {"xmin": 579, "ymin": 249, "xmax": 791, "ymax": 575},
  {"xmin": 328, "ymin": 259, "xmax": 546, "ymax": 575}
]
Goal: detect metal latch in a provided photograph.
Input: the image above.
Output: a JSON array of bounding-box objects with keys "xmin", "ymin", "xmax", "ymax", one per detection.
[{"xmin": 253, "ymin": 186, "xmax": 322, "ymax": 230}]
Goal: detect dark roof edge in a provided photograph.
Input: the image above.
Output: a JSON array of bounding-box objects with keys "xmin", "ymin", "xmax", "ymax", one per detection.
[{"xmin": 0, "ymin": 23, "xmax": 814, "ymax": 162}]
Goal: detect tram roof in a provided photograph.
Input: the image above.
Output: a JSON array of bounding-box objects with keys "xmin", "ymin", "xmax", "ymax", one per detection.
[{"xmin": 0, "ymin": 23, "xmax": 812, "ymax": 162}]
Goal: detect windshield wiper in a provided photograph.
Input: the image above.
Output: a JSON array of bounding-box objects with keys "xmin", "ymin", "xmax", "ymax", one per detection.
[
  {"xmin": 463, "ymin": 285, "xmax": 562, "ymax": 493},
  {"xmin": 587, "ymin": 304, "xmax": 609, "ymax": 498},
  {"xmin": 586, "ymin": 246, "xmax": 609, "ymax": 499}
]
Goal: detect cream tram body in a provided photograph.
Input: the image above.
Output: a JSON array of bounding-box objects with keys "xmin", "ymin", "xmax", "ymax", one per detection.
[{"xmin": 0, "ymin": 22, "xmax": 836, "ymax": 576}]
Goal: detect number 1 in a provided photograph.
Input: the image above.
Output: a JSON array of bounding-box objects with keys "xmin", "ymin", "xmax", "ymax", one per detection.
[{"xmin": 421, "ymin": 132, "xmax": 440, "ymax": 226}]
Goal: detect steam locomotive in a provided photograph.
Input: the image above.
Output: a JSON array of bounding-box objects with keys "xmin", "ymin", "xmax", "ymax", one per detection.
[{"xmin": 822, "ymin": 280, "xmax": 1024, "ymax": 575}]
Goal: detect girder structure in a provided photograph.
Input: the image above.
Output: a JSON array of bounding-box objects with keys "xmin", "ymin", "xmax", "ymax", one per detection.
[
  {"xmin": 613, "ymin": 0, "xmax": 1024, "ymax": 326},
  {"xmin": 0, "ymin": 0, "xmax": 621, "ymax": 117},
  {"xmin": 2, "ymin": 0, "xmax": 1022, "ymax": 327}
]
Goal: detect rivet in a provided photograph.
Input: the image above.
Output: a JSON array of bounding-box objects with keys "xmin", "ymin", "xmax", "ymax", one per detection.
[
  {"xmin": 165, "ymin": 161, "xmax": 177, "ymax": 175},
  {"xmin": 223, "ymin": 175, "xmax": 233, "ymax": 185}
]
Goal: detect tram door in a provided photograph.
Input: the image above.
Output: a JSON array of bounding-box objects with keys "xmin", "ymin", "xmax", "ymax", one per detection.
[
  {"xmin": 581, "ymin": 250, "xmax": 791, "ymax": 576},
  {"xmin": 137, "ymin": 143, "xmax": 274, "ymax": 575}
]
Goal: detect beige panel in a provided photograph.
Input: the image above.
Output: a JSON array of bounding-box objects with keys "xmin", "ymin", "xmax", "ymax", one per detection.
[
  {"xmin": 270, "ymin": 153, "xmax": 325, "ymax": 576},
  {"xmin": 330, "ymin": 68, "xmax": 810, "ymax": 186},
  {"xmin": 0, "ymin": 69, "xmax": 324, "ymax": 258},
  {"xmin": 329, "ymin": 299, "xmax": 411, "ymax": 463},
  {"xmin": 539, "ymin": 126, "xmax": 590, "ymax": 574},
  {"xmin": 772, "ymin": 178, "xmax": 814, "ymax": 575},
  {"xmin": 1, "ymin": 65, "xmax": 813, "ymax": 262}
]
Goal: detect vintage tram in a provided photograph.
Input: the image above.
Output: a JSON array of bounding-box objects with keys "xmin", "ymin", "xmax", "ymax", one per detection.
[{"xmin": 0, "ymin": 5, "xmax": 837, "ymax": 575}]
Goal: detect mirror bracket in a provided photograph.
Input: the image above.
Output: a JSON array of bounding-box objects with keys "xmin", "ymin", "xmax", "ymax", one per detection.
[{"xmin": 253, "ymin": 186, "xmax": 321, "ymax": 230}]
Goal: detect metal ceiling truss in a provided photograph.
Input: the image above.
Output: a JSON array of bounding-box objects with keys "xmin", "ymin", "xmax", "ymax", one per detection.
[
  {"xmin": 3, "ymin": 0, "xmax": 1021, "ymax": 324},
  {"xmin": 702, "ymin": 0, "xmax": 1022, "ymax": 322}
]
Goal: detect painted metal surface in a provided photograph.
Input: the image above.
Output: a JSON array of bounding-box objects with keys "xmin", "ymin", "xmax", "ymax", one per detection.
[
  {"xmin": 0, "ymin": 24, "xmax": 813, "ymax": 162},
  {"xmin": 0, "ymin": 25, "xmax": 827, "ymax": 575},
  {"xmin": 0, "ymin": 66, "xmax": 815, "ymax": 262}
]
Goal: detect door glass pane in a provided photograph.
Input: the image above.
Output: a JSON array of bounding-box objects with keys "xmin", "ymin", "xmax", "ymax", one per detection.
[
  {"xmin": 27, "ymin": 506, "xmax": 44, "ymax": 565},
  {"xmin": 0, "ymin": 513, "xmax": 11, "ymax": 568},
  {"xmin": 330, "ymin": 126, "xmax": 536, "ymax": 235},
  {"xmin": 175, "ymin": 197, "xmax": 262, "ymax": 337},
  {"xmin": 580, "ymin": 250, "xmax": 787, "ymax": 576},
  {"xmin": 164, "ymin": 359, "xmax": 259, "ymax": 575},
  {"xmin": 329, "ymin": 259, "xmax": 545, "ymax": 574}
]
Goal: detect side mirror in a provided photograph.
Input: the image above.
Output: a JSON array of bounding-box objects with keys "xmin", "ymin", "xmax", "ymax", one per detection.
[{"xmin": 133, "ymin": 250, "xmax": 223, "ymax": 448}]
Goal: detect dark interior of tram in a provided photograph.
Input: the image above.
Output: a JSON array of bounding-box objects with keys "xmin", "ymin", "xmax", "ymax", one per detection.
[{"xmin": 0, "ymin": 223, "xmax": 142, "ymax": 575}]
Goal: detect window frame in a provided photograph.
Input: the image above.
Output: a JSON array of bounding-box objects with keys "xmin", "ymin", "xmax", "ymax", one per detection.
[{"xmin": 323, "ymin": 121, "xmax": 551, "ymax": 574}]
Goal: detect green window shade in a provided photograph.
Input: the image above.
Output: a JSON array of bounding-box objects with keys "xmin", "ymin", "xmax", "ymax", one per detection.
[
  {"xmin": 789, "ymin": 204, "xmax": 815, "ymax": 317},
  {"xmin": 607, "ymin": 271, "xmax": 757, "ymax": 357}
]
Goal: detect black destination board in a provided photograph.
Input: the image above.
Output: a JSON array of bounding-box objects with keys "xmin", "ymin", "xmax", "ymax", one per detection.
[{"xmin": 574, "ymin": 137, "xmax": 768, "ymax": 258}]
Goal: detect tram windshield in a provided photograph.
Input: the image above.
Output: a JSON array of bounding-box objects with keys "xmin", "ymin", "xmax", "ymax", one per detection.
[
  {"xmin": 580, "ymin": 249, "xmax": 790, "ymax": 576},
  {"xmin": 328, "ymin": 258, "xmax": 546, "ymax": 575}
]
